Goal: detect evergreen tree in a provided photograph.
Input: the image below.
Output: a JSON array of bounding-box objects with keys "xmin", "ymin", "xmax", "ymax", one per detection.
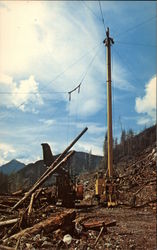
[{"xmin": 120, "ymin": 129, "xmax": 126, "ymax": 156}]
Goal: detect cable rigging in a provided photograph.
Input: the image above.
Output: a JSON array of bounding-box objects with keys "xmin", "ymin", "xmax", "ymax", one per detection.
[
  {"xmin": 115, "ymin": 41, "xmax": 156, "ymax": 48},
  {"xmin": 1, "ymin": 43, "xmax": 101, "ymax": 121},
  {"xmin": 81, "ymin": 1, "xmax": 101, "ymax": 21},
  {"xmin": 98, "ymin": 0, "xmax": 106, "ymax": 34},
  {"xmin": 66, "ymin": 43, "xmax": 101, "ymax": 146},
  {"xmin": 68, "ymin": 45, "xmax": 101, "ymax": 101},
  {"xmin": 0, "ymin": 43, "xmax": 101, "ymax": 96},
  {"xmin": 114, "ymin": 15, "xmax": 157, "ymax": 38},
  {"xmin": 113, "ymin": 46, "xmax": 146, "ymax": 92}
]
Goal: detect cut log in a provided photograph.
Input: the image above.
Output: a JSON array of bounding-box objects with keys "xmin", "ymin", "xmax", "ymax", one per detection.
[
  {"xmin": 94, "ymin": 226, "xmax": 105, "ymax": 247},
  {"xmin": 135, "ymin": 199, "xmax": 157, "ymax": 208},
  {"xmin": 0, "ymin": 204, "xmax": 11, "ymax": 209},
  {"xmin": 82, "ymin": 220, "xmax": 116, "ymax": 230},
  {"xmin": 27, "ymin": 193, "xmax": 35, "ymax": 216},
  {"xmin": 15, "ymin": 237, "xmax": 21, "ymax": 250},
  {"xmin": 2, "ymin": 221, "xmax": 19, "ymax": 240},
  {"xmin": 0, "ymin": 245, "xmax": 15, "ymax": 250},
  {"xmin": 0, "ymin": 218, "xmax": 19, "ymax": 227},
  {"xmin": 134, "ymin": 178, "xmax": 156, "ymax": 196},
  {"xmin": 0, "ymin": 209, "xmax": 14, "ymax": 214},
  {"xmin": 34, "ymin": 188, "xmax": 42, "ymax": 199},
  {"xmin": 0, "ymin": 196, "xmax": 20, "ymax": 206},
  {"xmin": 12, "ymin": 190, "xmax": 23, "ymax": 196},
  {"xmin": 5, "ymin": 209, "xmax": 76, "ymax": 240}
]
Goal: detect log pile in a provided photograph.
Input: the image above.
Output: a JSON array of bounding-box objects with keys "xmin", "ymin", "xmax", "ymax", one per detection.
[
  {"xmin": 0, "ymin": 192, "xmax": 117, "ymax": 249},
  {"xmin": 116, "ymin": 144, "xmax": 156, "ymax": 209}
]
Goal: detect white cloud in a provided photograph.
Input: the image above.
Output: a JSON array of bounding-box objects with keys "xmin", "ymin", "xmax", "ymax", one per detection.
[
  {"xmin": 39, "ymin": 119, "xmax": 56, "ymax": 127},
  {"xmin": 0, "ymin": 1, "xmax": 133, "ymax": 117},
  {"xmin": 0, "ymin": 143, "xmax": 16, "ymax": 165},
  {"xmin": 112, "ymin": 60, "xmax": 135, "ymax": 91},
  {"xmin": 135, "ymin": 75, "xmax": 156, "ymax": 124},
  {"xmin": 137, "ymin": 116, "xmax": 151, "ymax": 126},
  {"xmin": 0, "ymin": 2, "xmax": 46, "ymax": 75},
  {"xmin": 0, "ymin": 73, "xmax": 43, "ymax": 111},
  {"xmin": 76, "ymin": 122, "xmax": 105, "ymax": 135},
  {"xmin": 76, "ymin": 141, "xmax": 103, "ymax": 156}
]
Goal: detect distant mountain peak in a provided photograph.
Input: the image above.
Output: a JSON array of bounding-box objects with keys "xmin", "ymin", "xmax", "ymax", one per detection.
[
  {"xmin": 10, "ymin": 159, "xmax": 23, "ymax": 164},
  {"xmin": 0, "ymin": 159, "xmax": 25, "ymax": 175}
]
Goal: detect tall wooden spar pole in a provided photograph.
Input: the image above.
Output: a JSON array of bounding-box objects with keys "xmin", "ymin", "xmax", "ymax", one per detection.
[{"xmin": 103, "ymin": 27, "xmax": 114, "ymax": 178}]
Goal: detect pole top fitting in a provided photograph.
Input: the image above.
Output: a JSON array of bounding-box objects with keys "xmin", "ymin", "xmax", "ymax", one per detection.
[
  {"xmin": 106, "ymin": 27, "xmax": 109, "ymax": 38},
  {"xmin": 103, "ymin": 27, "xmax": 114, "ymax": 46}
]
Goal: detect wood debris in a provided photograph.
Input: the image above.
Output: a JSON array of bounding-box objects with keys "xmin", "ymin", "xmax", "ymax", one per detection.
[{"xmin": 0, "ymin": 143, "xmax": 156, "ymax": 249}]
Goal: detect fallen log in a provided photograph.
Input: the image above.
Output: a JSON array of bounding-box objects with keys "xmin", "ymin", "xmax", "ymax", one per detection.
[
  {"xmin": 0, "ymin": 196, "xmax": 20, "ymax": 206},
  {"xmin": 0, "ymin": 204, "xmax": 11, "ymax": 209},
  {"xmin": 0, "ymin": 209, "xmax": 14, "ymax": 214},
  {"xmin": 4, "ymin": 209, "xmax": 76, "ymax": 240},
  {"xmin": 134, "ymin": 178, "xmax": 156, "ymax": 196},
  {"xmin": 135, "ymin": 199, "xmax": 157, "ymax": 208},
  {"xmin": 82, "ymin": 220, "xmax": 116, "ymax": 230},
  {"xmin": 2, "ymin": 221, "xmax": 19, "ymax": 240},
  {"xmin": 94, "ymin": 226, "xmax": 105, "ymax": 247},
  {"xmin": 0, "ymin": 245, "xmax": 15, "ymax": 250},
  {"xmin": 15, "ymin": 237, "xmax": 21, "ymax": 250},
  {"xmin": 12, "ymin": 190, "xmax": 23, "ymax": 196},
  {"xmin": 0, "ymin": 218, "xmax": 19, "ymax": 227},
  {"xmin": 34, "ymin": 187, "xmax": 42, "ymax": 199},
  {"xmin": 27, "ymin": 192, "xmax": 35, "ymax": 216}
]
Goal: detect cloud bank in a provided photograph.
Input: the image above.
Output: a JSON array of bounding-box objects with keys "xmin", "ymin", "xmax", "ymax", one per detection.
[
  {"xmin": 135, "ymin": 75, "xmax": 156, "ymax": 125},
  {"xmin": 0, "ymin": 73, "xmax": 43, "ymax": 111}
]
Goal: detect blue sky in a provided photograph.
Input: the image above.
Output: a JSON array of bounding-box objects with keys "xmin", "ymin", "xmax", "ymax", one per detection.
[{"xmin": 0, "ymin": 1, "xmax": 156, "ymax": 165}]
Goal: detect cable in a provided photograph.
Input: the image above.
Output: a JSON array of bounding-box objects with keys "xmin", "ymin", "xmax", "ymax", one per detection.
[
  {"xmin": 115, "ymin": 15, "xmax": 157, "ymax": 38},
  {"xmin": 0, "ymin": 91, "xmax": 67, "ymax": 95},
  {"xmin": 0, "ymin": 41, "xmax": 101, "ymax": 120},
  {"xmin": 115, "ymin": 41, "xmax": 156, "ymax": 48},
  {"xmin": 113, "ymin": 46, "xmax": 144, "ymax": 91},
  {"xmin": 82, "ymin": 1, "xmax": 117, "ymax": 38},
  {"xmin": 68, "ymin": 45, "xmax": 101, "ymax": 101},
  {"xmin": 81, "ymin": 1, "xmax": 101, "ymax": 20},
  {"xmin": 41, "ymin": 43, "xmax": 101, "ymax": 91},
  {"xmin": 67, "ymin": 45, "xmax": 101, "ymax": 146},
  {"xmin": 81, "ymin": 45, "xmax": 101, "ymax": 83},
  {"xmin": 1, "ymin": 44, "xmax": 101, "ymax": 122},
  {"xmin": 98, "ymin": 1, "xmax": 106, "ymax": 33},
  {"xmin": 0, "ymin": 43, "xmax": 101, "ymax": 97}
]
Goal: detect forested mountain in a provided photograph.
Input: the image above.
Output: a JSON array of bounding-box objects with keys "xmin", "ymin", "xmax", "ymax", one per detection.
[
  {"xmin": 100, "ymin": 124, "xmax": 156, "ymax": 169},
  {"xmin": 1, "ymin": 151, "xmax": 102, "ymax": 193},
  {"xmin": 0, "ymin": 159, "xmax": 25, "ymax": 175}
]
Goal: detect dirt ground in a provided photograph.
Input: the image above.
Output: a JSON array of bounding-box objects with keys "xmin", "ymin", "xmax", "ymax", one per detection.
[{"xmin": 73, "ymin": 205, "xmax": 156, "ymax": 250}]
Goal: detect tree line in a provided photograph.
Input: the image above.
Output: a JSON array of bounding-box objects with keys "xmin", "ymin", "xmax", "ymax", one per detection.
[{"xmin": 102, "ymin": 124, "xmax": 156, "ymax": 169}]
